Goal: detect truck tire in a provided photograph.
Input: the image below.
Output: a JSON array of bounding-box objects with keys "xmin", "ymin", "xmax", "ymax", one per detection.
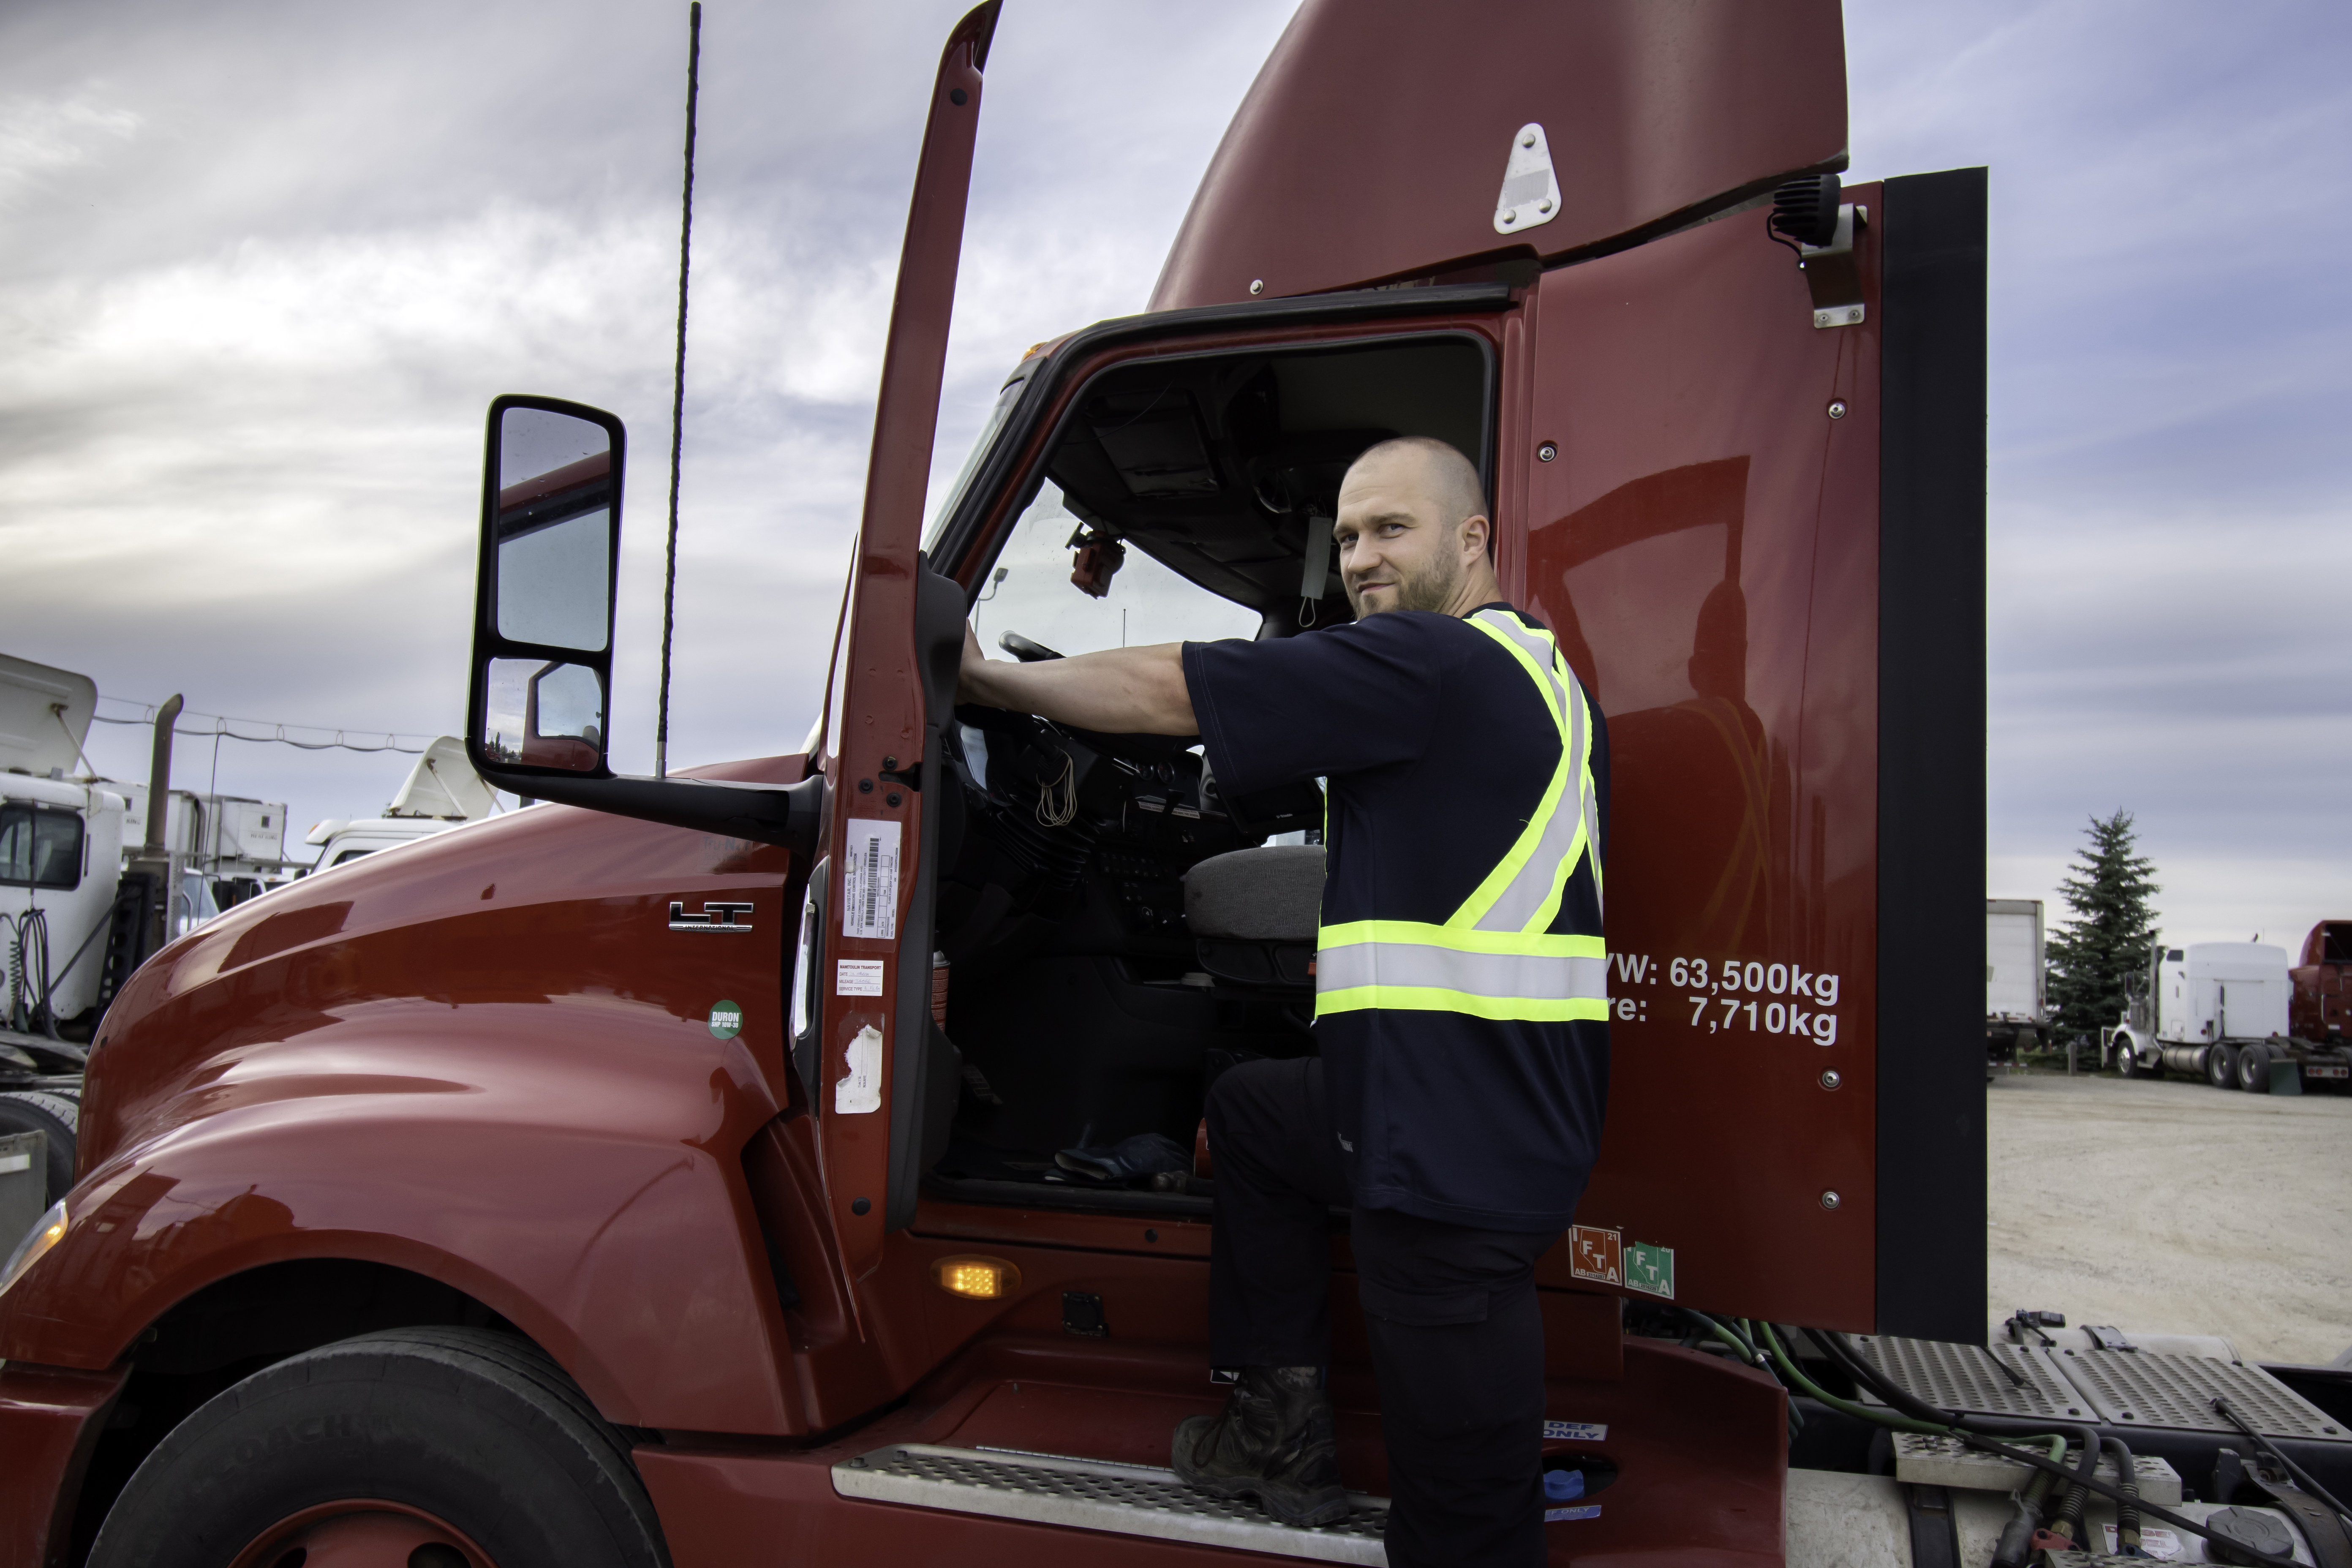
[
  {"xmin": 0, "ymin": 1090, "xmax": 78, "ymax": 1203},
  {"xmin": 2207, "ymin": 1043, "xmax": 2239, "ymax": 1090},
  {"xmin": 88, "ymin": 1326, "xmax": 670, "ymax": 1568},
  {"xmin": 2238, "ymin": 1044, "xmax": 2273, "ymax": 1093},
  {"xmin": 2116, "ymin": 1036, "xmax": 2146, "ymax": 1078}
]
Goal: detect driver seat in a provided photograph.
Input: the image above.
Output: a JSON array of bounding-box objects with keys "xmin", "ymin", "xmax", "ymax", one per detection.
[{"xmin": 1182, "ymin": 846, "xmax": 1323, "ymax": 994}]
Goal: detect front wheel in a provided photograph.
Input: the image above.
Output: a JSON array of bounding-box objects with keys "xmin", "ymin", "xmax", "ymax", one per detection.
[
  {"xmin": 90, "ymin": 1327, "xmax": 670, "ymax": 1568},
  {"xmin": 2116, "ymin": 1036, "xmax": 2147, "ymax": 1078},
  {"xmin": 2207, "ymin": 1043, "xmax": 2240, "ymax": 1090}
]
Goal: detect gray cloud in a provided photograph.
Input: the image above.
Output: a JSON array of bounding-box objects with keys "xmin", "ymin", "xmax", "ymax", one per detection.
[{"xmin": 5, "ymin": 0, "xmax": 2348, "ymax": 949}]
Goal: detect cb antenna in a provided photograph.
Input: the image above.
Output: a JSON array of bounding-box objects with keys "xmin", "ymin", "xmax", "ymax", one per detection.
[{"xmin": 654, "ymin": 0, "xmax": 702, "ymax": 778}]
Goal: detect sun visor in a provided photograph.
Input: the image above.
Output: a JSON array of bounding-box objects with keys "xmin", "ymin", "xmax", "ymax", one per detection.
[
  {"xmin": 0, "ymin": 653, "xmax": 99, "ymax": 779},
  {"xmin": 1149, "ymin": 0, "xmax": 1848, "ymax": 310}
]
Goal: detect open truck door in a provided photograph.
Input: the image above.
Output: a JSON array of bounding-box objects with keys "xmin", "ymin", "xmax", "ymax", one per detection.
[
  {"xmin": 917, "ymin": 0, "xmax": 1986, "ymax": 1345},
  {"xmin": 805, "ymin": 1, "xmax": 1001, "ymax": 1279}
]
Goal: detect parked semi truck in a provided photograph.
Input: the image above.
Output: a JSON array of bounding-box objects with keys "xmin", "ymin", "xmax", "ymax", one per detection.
[
  {"xmin": 2288, "ymin": 920, "xmax": 2352, "ymax": 1048},
  {"xmin": 299, "ymin": 735, "xmax": 501, "ymax": 877},
  {"xmin": 1984, "ymin": 898, "xmax": 2044, "ymax": 1063},
  {"xmin": 6, "ymin": 6, "xmax": 2348, "ymax": 1567},
  {"xmin": 2106, "ymin": 937, "xmax": 2352, "ymax": 1092}
]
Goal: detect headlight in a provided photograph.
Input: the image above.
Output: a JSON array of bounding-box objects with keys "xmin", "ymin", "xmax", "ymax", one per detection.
[{"xmin": 0, "ymin": 1201, "xmax": 68, "ymax": 1299}]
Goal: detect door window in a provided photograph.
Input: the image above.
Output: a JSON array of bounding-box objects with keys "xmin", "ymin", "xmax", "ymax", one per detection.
[{"xmin": 0, "ymin": 806, "xmax": 82, "ymax": 890}]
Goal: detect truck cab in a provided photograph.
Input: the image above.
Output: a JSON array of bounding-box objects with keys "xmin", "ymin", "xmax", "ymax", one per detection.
[
  {"xmin": 0, "ymin": 5, "xmax": 1995, "ymax": 1565},
  {"xmin": 2113, "ymin": 939, "xmax": 2301, "ymax": 1089},
  {"xmin": 2288, "ymin": 920, "xmax": 2352, "ymax": 1043},
  {"xmin": 0, "ymin": 656, "xmax": 135, "ymax": 1042}
]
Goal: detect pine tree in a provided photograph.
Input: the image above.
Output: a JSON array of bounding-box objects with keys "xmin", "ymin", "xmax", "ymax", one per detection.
[{"xmin": 2044, "ymin": 810, "xmax": 2161, "ymax": 1046}]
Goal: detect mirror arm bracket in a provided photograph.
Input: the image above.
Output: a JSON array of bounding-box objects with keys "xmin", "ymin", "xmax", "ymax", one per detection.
[{"xmin": 470, "ymin": 768, "xmax": 826, "ymax": 857}]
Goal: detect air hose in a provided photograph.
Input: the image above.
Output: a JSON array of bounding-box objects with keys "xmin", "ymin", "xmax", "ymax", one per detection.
[
  {"xmin": 3, "ymin": 910, "xmax": 59, "ymax": 1039},
  {"xmin": 2103, "ymin": 1433, "xmax": 2144, "ymax": 1555},
  {"xmin": 1991, "ymin": 1443, "xmax": 2066, "ymax": 1568}
]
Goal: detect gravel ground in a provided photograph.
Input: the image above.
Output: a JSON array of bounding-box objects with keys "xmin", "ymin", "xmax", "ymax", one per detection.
[{"xmin": 1987, "ymin": 1069, "xmax": 2352, "ymax": 1365}]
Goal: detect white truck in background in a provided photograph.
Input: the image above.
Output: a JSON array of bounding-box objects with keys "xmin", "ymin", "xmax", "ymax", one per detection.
[
  {"xmin": 3, "ymin": 655, "xmax": 137, "ymax": 1050},
  {"xmin": 1985, "ymin": 897, "xmax": 2046, "ymax": 1064},
  {"xmin": 299, "ymin": 735, "xmax": 500, "ymax": 875},
  {"xmin": 2101, "ymin": 939, "xmax": 2348, "ymax": 1092}
]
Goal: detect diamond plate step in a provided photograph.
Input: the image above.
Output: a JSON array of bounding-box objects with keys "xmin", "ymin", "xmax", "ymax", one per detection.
[
  {"xmin": 832, "ymin": 1443, "xmax": 1391, "ymax": 1564},
  {"xmin": 2042, "ymin": 1348, "xmax": 2351, "ymax": 1441},
  {"xmin": 1850, "ymin": 1334, "xmax": 2096, "ymax": 1421},
  {"xmin": 1891, "ymin": 1433, "xmax": 2183, "ymax": 1503}
]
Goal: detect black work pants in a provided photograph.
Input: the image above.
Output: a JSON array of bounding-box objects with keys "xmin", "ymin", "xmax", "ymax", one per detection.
[{"xmin": 1205, "ymin": 1056, "xmax": 1560, "ymax": 1568}]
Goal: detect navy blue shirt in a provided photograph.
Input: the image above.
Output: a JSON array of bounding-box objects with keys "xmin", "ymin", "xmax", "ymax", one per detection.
[{"xmin": 1183, "ymin": 605, "xmax": 1609, "ymax": 1232}]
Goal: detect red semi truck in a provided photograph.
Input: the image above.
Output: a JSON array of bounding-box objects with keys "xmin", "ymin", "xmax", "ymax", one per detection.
[
  {"xmin": 2289, "ymin": 921, "xmax": 2352, "ymax": 1054},
  {"xmin": 34, "ymin": 4, "xmax": 2326, "ymax": 1565}
]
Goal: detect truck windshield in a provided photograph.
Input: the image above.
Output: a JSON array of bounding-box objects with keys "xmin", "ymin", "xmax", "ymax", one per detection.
[{"xmin": 971, "ymin": 482, "xmax": 1259, "ymax": 658}]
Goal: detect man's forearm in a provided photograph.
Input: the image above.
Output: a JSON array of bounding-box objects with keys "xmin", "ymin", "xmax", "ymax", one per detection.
[{"xmin": 960, "ymin": 642, "xmax": 1198, "ymax": 735}]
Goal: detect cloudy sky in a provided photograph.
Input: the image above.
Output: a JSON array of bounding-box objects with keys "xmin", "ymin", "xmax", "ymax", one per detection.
[{"xmin": 5, "ymin": 0, "xmax": 2348, "ymax": 948}]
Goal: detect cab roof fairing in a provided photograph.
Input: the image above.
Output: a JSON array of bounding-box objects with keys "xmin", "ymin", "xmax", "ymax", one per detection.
[{"xmin": 1149, "ymin": 0, "xmax": 1851, "ymax": 311}]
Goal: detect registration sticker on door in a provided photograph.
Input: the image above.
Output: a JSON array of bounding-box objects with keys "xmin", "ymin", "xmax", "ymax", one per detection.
[{"xmin": 841, "ymin": 819, "xmax": 901, "ymax": 941}]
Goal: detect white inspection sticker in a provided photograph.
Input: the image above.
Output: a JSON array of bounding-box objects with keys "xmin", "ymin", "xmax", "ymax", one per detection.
[
  {"xmin": 1543, "ymin": 1421, "xmax": 1607, "ymax": 1442},
  {"xmin": 835, "ymin": 1025, "xmax": 883, "ymax": 1114},
  {"xmin": 837, "ymin": 959, "xmax": 885, "ymax": 996},
  {"xmin": 841, "ymin": 818, "xmax": 902, "ymax": 941}
]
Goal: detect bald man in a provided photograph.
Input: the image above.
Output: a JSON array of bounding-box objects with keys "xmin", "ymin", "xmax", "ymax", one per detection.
[{"xmin": 958, "ymin": 436, "xmax": 1610, "ymax": 1567}]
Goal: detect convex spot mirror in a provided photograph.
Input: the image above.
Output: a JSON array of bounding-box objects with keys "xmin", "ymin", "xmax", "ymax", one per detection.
[{"xmin": 468, "ymin": 397, "xmax": 624, "ymax": 779}]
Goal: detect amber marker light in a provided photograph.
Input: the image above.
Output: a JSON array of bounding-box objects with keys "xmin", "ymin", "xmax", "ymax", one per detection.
[
  {"xmin": 0, "ymin": 1200, "xmax": 68, "ymax": 1299},
  {"xmin": 933, "ymin": 1255, "xmax": 1021, "ymax": 1301}
]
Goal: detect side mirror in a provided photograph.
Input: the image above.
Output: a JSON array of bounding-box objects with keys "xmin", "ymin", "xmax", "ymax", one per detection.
[
  {"xmin": 468, "ymin": 397, "xmax": 622, "ymax": 778},
  {"xmin": 460, "ymin": 394, "xmax": 826, "ymax": 853}
]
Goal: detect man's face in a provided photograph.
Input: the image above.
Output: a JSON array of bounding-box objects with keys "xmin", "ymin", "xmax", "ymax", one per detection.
[{"xmin": 1333, "ymin": 449, "xmax": 1477, "ymax": 618}]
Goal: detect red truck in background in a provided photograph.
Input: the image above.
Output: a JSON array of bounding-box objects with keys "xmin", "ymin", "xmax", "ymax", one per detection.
[
  {"xmin": 2289, "ymin": 920, "xmax": 2352, "ymax": 1050},
  {"xmin": 24, "ymin": 3, "xmax": 2253, "ymax": 1564}
]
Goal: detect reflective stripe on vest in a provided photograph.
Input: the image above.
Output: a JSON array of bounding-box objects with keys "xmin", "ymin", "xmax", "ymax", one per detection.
[{"xmin": 1314, "ymin": 608, "xmax": 1606, "ymax": 1022}]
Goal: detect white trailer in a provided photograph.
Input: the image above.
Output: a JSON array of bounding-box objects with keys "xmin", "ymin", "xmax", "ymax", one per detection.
[
  {"xmin": 1985, "ymin": 897, "xmax": 2045, "ymax": 1059},
  {"xmin": 2107, "ymin": 939, "xmax": 2305, "ymax": 1089}
]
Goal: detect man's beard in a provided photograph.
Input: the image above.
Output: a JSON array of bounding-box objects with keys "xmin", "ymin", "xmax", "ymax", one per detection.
[{"xmin": 1349, "ymin": 546, "xmax": 1460, "ymax": 618}]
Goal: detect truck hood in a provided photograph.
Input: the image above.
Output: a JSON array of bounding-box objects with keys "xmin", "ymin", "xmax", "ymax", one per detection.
[{"xmin": 75, "ymin": 756, "xmax": 808, "ymax": 1179}]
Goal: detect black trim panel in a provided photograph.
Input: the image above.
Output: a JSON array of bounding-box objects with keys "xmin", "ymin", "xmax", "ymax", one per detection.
[{"xmin": 1875, "ymin": 167, "xmax": 1989, "ymax": 1342}]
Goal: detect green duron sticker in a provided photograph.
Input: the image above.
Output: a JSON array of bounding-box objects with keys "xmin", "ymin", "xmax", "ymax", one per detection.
[
  {"xmin": 1625, "ymin": 1241, "xmax": 1674, "ymax": 1299},
  {"xmin": 708, "ymin": 999, "xmax": 743, "ymax": 1040}
]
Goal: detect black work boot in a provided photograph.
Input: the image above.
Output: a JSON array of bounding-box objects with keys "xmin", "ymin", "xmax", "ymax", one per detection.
[{"xmin": 1171, "ymin": 1365, "xmax": 1350, "ymax": 1527}]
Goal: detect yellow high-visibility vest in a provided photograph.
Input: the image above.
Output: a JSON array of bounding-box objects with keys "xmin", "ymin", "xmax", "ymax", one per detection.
[{"xmin": 1314, "ymin": 608, "xmax": 1608, "ymax": 1023}]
